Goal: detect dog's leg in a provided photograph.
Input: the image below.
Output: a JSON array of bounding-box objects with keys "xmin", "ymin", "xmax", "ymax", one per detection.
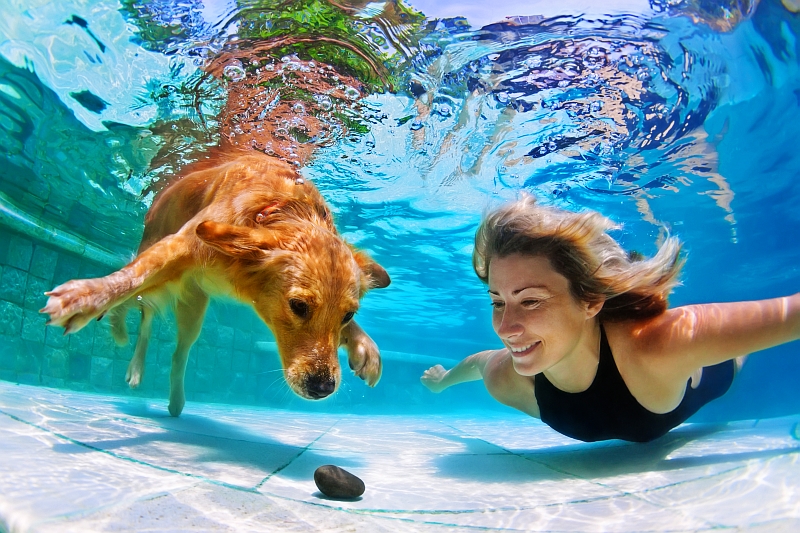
[
  {"xmin": 340, "ymin": 320, "xmax": 382, "ymax": 386},
  {"xmin": 168, "ymin": 280, "xmax": 209, "ymax": 417},
  {"xmin": 125, "ymin": 306, "xmax": 153, "ymax": 389},
  {"xmin": 41, "ymin": 233, "xmax": 194, "ymax": 334},
  {"xmin": 109, "ymin": 305, "xmax": 130, "ymax": 346}
]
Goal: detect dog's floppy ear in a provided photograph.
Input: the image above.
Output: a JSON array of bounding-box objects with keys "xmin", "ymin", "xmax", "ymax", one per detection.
[
  {"xmin": 196, "ymin": 221, "xmax": 282, "ymax": 256},
  {"xmin": 354, "ymin": 251, "xmax": 390, "ymax": 289}
]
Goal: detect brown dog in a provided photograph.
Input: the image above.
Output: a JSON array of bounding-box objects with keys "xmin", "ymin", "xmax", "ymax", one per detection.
[{"xmin": 41, "ymin": 150, "xmax": 390, "ymax": 415}]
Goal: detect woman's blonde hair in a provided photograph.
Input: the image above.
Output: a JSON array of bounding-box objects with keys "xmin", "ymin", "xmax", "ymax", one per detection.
[{"xmin": 473, "ymin": 194, "xmax": 685, "ymax": 321}]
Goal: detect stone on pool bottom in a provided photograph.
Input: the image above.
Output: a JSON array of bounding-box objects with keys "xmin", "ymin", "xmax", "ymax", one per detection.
[{"xmin": 314, "ymin": 464, "xmax": 366, "ymax": 499}]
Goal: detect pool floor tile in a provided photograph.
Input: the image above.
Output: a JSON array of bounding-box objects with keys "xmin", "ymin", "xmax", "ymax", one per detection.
[{"xmin": 1, "ymin": 380, "xmax": 799, "ymax": 532}]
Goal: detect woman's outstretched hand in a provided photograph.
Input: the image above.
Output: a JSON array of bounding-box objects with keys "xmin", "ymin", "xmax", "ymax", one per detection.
[{"xmin": 421, "ymin": 364, "xmax": 448, "ymax": 393}]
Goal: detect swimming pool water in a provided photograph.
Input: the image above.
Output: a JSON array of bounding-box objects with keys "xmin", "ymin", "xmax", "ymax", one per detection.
[
  {"xmin": 2, "ymin": 0, "xmax": 798, "ymax": 418},
  {"xmin": 0, "ymin": 1, "xmax": 799, "ymax": 529}
]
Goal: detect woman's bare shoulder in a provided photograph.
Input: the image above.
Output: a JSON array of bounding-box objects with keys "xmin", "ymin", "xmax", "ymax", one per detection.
[{"xmin": 604, "ymin": 309, "xmax": 691, "ymax": 355}]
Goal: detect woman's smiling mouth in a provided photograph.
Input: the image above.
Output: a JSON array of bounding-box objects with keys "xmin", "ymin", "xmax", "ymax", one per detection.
[{"xmin": 508, "ymin": 341, "xmax": 539, "ymax": 357}]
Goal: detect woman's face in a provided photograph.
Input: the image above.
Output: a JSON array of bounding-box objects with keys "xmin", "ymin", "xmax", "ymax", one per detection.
[{"xmin": 487, "ymin": 253, "xmax": 600, "ymax": 376}]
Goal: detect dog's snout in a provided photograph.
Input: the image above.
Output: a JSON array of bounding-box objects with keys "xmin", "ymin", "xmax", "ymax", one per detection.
[{"xmin": 305, "ymin": 374, "xmax": 336, "ymax": 399}]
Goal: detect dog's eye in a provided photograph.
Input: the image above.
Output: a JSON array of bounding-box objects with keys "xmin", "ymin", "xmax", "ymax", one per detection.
[
  {"xmin": 342, "ymin": 311, "xmax": 355, "ymax": 324},
  {"xmin": 289, "ymin": 299, "xmax": 310, "ymax": 319}
]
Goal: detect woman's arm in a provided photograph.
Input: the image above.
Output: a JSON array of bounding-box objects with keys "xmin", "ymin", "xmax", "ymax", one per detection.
[
  {"xmin": 633, "ymin": 292, "xmax": 800, "ymax": 377},
  {"xmin": 420, "ymin": 350, "xmax": 500, "ymax": 393},
  {"xmin": 422, "ymin": 349, "xmax": 542, "ymax": 418}
]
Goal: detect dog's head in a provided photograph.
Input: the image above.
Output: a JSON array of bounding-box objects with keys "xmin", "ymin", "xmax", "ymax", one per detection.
[{"xmin": 195, "ymin": 219, "xmax": 389, "ymax": 400}]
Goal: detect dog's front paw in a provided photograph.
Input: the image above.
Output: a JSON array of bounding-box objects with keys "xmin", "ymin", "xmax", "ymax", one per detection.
[
  {"xmin": 346, "ymin": 331, "xmax": 382, "ymax": 387},
  {"xmin": 40, "ymin": 278, "xmax": 115, "ymax": 334}
]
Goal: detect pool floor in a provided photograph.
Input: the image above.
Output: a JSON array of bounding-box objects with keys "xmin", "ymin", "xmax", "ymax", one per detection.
[{"xmin": 0, "ymin": 380, "xmax": 798, "ymax": 532}]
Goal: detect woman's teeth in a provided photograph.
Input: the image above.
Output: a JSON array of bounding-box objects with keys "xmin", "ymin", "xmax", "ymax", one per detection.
[{"xmin": 510, "ymin": 344, "xmax": 533, "ymax": 353}]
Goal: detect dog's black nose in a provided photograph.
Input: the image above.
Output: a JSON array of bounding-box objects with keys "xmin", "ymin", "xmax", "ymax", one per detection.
[{"xmin": 305, "ymin": 375, "xmax": 336, "ymax": 399}]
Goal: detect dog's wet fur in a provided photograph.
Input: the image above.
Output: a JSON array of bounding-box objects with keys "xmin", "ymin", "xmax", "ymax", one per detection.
[{"xmin": 41, "ymin": 151, "xmax": 389, "ymax": 415}]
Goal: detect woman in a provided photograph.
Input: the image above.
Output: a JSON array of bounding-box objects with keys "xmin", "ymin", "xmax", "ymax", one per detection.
[{"xmin": 421, "ymin": 194, "xmax": 800, "ymax": 442}]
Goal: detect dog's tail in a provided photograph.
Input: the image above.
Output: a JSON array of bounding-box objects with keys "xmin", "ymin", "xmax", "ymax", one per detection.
[{"xmin": 109, "ymin": 305, "xmax": 129, "ymax": 346}]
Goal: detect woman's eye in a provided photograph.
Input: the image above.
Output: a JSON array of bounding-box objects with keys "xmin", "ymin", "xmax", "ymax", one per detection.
[
  {"xmin": 522, "ymin": 299, "xmax": 542, "ymax": 308},
  {"xmin": 342, "ymin": 311, "xmax": 355, "ymax": 324},
  {"xmin": 289, "ymin": 299, "xmax": 310, "ymax": 319},
  {"xmin": 490, "ymin": 301, "xmax": 504, "ymax": 310}
]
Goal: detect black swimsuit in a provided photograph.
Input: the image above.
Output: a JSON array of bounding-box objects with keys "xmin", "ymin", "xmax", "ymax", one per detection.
[{"xmin": 534, "ymin": 325, "xmax": 735, "ymax": 443}]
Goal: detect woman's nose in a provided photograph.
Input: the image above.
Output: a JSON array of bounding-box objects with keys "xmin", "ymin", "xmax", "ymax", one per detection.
[{"xmin": 496, "ymin": 306, "xmax": 523, "ymax": 338}]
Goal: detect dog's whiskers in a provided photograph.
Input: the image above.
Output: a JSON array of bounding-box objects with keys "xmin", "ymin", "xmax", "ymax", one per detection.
[
  {"xmin": 265, "ymin": 374, "xmax": 288, "ymax": 392},
  {"xmin": 276, "ymin": 382, "xmax": 296, "ymax": 407},
  {"xmin": 253, "ymin": 368, "xmax": 284, "ymax": 376}
]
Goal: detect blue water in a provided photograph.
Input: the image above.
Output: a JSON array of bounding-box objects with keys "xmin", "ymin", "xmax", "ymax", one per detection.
[{"xmin": 0, "ymin": 0, "xmax": 798, "ymax": 421}]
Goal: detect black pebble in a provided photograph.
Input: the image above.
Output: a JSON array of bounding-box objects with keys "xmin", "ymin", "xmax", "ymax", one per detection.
[{"xmin": 314, "ymin": 465, "xmax": 365, "ymax": 499}]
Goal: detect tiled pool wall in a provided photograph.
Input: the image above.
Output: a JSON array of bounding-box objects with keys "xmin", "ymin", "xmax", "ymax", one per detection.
[
  {"xmin": 0, "ymin": 225, "xmax": 271, "ymax": 402},
  {"xmin": 0, "ymin": 225, "xmax": 492, "ymax": 414}
]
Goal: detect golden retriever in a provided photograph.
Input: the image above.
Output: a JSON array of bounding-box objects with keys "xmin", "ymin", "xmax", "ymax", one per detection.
[{"xmin": 41, "ymin": 150, "xmax": 390, "ymax": 415}]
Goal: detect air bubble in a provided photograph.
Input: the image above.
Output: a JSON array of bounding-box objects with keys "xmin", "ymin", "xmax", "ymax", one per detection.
[
  {"xmin": 223, "ymin": 62, "xmax": 246, "ymax": 82},
  {"xmin": 524, "ymin": 56, "xmax": 542, "ymax": 69},
  {"xmin": 344, "ymin": 87, "xmax": 360, "ymax": 100},
  {"xmin": 315, "ymin": 94, "xmax": 333, "ymax": 111}
]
